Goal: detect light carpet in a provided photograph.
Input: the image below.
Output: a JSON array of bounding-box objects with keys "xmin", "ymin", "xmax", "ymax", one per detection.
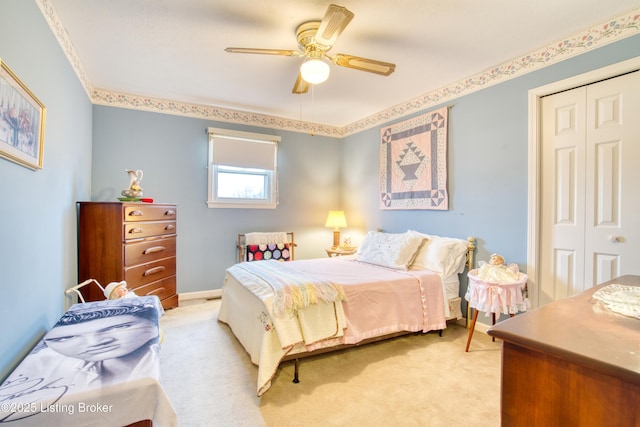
[{"xmin": 159, "ymin": 298, "xmax": 502, "ymax": 427}]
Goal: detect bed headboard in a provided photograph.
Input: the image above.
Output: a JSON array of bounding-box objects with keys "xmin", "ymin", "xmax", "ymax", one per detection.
[{"xmin": 466, "ymin": 236, "xmax": 476, "ymax": 271}]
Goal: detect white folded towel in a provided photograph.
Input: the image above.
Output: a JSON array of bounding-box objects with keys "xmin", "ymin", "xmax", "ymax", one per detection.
[{"xmin": 245, "ymin": 232, "xmax": 289, "ymax": 245}]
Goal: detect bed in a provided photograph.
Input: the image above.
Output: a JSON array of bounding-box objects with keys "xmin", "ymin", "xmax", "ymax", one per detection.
[{"xmin": 218, "ymin": 230, "xmax": 475, "ymax": 396}]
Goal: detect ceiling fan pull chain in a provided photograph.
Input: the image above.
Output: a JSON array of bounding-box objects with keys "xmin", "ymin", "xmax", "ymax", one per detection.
[{"xmin": 299, "ymin": 93, "xmax": 303, "ymax": 123}]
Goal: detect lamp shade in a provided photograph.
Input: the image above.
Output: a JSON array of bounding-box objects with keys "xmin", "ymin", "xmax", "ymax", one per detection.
[
  {"xmin": 325, "ymin": 210, "xmax": 347, "ymax": 229},
  {"xmin": 300, "ymin": 58, "xmax": 330, "ymax": 84}
]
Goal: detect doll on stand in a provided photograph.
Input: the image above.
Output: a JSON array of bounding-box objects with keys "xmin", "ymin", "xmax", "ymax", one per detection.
[
  {"xmin": 103, "ymin": 280, "xmax": 165, "ymax": 344},
  {"xmin": 104, "ymin": 281, "xmax": 138, "ymax": 300},
  {"xmin": 477, "ymin": 253, "xmax": 520, "ymax": 283}
]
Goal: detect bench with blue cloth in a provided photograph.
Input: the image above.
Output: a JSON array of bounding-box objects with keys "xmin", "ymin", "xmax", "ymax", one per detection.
[{"xmin": 0, "ymin": 296, "xmax": 176, "ymax": 426}]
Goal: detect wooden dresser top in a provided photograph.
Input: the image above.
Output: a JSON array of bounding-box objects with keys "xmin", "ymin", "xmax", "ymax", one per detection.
[{"xmin": 488, "ymin": 275, "xmax": 640, "ymax": 384}]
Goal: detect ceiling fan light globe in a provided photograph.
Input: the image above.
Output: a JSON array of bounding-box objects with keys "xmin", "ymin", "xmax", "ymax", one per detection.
[{"xmin": 300, "ymin": 59, "xmax": 330, "ymax": 84}]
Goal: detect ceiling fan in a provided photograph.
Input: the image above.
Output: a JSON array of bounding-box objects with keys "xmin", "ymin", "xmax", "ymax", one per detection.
[{"xmin": 225, "ymin": 4, "xmax": 396, "ymax": 94}]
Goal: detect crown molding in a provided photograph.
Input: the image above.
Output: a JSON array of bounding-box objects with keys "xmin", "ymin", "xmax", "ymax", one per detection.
[
  {"xmin": 38, "ymin": 0, "xmax": 640, "ymax": 138},
  {"xmin": 90, "ymin": 89, "xmax": 344, "ymax": 138},
  {"xmin": 343, "ymin": 7, "xmax": 640, "ymax": 136},
  {"xmin": 37, "ymin": 0, "xmax": 92, "ymax": 99}
]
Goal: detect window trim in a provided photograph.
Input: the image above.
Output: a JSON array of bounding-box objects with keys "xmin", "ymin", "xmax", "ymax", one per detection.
[
  {"xmin": 207, "ymin": 127, "xmax": 280, "ymax": 209},
  {"xmin": 213, "ymin": 165, "xmax": 273, "ymax": 203}
]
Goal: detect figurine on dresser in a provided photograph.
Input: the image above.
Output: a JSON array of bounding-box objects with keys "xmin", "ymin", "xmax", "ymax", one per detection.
[{"xmin": 121, "ymin": 169, "xmax": 143, "ymax": 199}]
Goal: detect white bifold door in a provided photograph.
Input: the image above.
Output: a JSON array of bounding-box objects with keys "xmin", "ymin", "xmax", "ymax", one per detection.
[{"xmin": 539, "ymin": 71, "xmax": 640, "ymax": 306}]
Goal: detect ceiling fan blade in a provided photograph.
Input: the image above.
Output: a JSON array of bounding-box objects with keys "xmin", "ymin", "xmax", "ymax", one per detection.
[
  {"xmin": 292, "ymin": 73, "xmax": 310, "ymax": 94},
  {"xmin": 331, "ymin": 54, "xmax": 396, "ymax": 76},
  {"xmin": 314, "ymin": 4, "xmax": 354, "ymax": 48},
  {"xmin": 225, "ymin": 47, "xmax": 301, "ymax": 57}
]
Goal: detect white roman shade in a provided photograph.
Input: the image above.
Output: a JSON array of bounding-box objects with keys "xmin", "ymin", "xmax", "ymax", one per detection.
[{"xmin": 208, "ymin": 127, "xmax": 279, "ymax": 170}]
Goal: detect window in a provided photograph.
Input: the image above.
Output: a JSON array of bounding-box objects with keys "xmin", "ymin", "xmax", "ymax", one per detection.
[{"xmin": 207, "ymin": 127, "xmax": 280, "ymax": 209}]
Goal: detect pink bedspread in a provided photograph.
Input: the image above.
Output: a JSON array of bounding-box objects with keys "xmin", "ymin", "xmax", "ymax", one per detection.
[
  {"xmin": 220, "ymin": 257, "xmax": 448, "ymax": 396},
  {"xmin": 281, "ymin": 258, "xmax": 447, "ymax": 346}
]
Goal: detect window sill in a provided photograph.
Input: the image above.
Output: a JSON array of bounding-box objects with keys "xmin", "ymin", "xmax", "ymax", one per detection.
[{"xmin": 206, "ymin": 201, "xmax": 277, "ymax": 209}]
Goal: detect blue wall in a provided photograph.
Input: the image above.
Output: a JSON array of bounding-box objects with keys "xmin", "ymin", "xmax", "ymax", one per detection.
[
  {"xmin": 91, "ymin": 33, "xmax": 640, "ymax": 309},
  {"xmin": 345, "ymin": 35, "xmax": 640, "ymax": 257},
  {"xmin": 0, "ymin": 0, "xmax": 92, "ymax": 380},
  {"xmin": 90, "ymin": 107, "xmax": 341, "ymax": 293},
  {"xmin": 1, "ymin": 0, "xmax": 639, "ymax": 381},
  {"xmin": 342, "ymin": 35, "xmax": 640, "ymax": 310}
]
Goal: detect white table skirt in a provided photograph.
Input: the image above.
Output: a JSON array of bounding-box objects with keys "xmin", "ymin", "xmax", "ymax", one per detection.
[{"xmin": 465, "ymin": 269, "xmax": 529, "ymax": 316}]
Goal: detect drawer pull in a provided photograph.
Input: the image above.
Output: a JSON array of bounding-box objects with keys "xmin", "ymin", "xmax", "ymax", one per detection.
[
  {"xmin": 143, "ymin": 266, "xmax": 166, "ymax": 276},
  {"xmin": 129, "ymin": 227, "xmax": 143, "ymax": 234},
  {"xmin": 143, "ymin": 246, "xmax": 166, "ymax": 254},
  {"xmin": 146, "ymin": 287, "xmax": 166, "ymax": 296},
  {"xmin": 165, "ymin": 210, "xmax": 176, "ymax": 217},
  {"xmin": 129, "ymin": 210, "xmax": 144, "ymax": 217},
  {"xmin": 165, "ymin": 224, "xmax": 176, "ymax": 231}
]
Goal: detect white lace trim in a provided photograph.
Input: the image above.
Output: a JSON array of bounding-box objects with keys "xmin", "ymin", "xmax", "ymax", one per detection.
[{"xmin": 592, "ymin": 284, "xmax": 640, "ymax": 319}]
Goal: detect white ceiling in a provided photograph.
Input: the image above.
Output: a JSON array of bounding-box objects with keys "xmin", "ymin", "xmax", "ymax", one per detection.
[{"xmin": 46, "ymin": 0, "xmax": 640, "ymax": 134}]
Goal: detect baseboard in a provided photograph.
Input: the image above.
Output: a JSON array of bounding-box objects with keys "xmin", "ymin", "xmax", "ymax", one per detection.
[
  {"xmin": 453, "ymin": 317, "xmax": 491, "ymax": 334},
  {"xmin": 179, "ymin": 289, "xmax": 222, "ymax": 302},
  {"xmin": 453, "ymin": 318, "xmax": 467, "ymax": 328}
]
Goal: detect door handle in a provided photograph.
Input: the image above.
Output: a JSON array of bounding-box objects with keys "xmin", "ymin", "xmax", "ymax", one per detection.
[{"xmin": 608, "ymin": 235, "xmax": 622, "ymax": 243}]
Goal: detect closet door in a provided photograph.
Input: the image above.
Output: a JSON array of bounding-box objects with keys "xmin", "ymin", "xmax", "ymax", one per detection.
[
  {"xmin": 539, "ymin": 71, "xmax": 640, "ymax": 306},
  {"xmin": 584, "ymin": 71, "xmax": 640, "ymax": 285},
  {"xmin": 540, "ymin": 86, "xmax": 587, "ymax": 305}
]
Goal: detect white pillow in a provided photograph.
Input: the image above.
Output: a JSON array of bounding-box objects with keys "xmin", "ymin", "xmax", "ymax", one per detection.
[
  {"xmin": 357, "ymin": 231, "xmax": 426, "ymax": 270},
  {"xmin": 357, "ymin": 230, "xmax": 378, "ymax": 255},
  {"xmin": 409, "ymin": 231, "xmax": 468, "ymax": 277}
]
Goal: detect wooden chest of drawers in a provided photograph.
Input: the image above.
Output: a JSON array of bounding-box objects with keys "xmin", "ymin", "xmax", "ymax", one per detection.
[
  {"xmin": 77, "ymin": 202, "xmax": 178, "ymax": 309},
  {"xmin": 487, "ymin": 275, "xmax": 640, "ymax": 426}
]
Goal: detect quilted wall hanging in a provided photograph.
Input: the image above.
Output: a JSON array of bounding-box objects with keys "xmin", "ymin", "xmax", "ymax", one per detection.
[{"xmin": 379, "ymin": 106, "xmax": 449, "ymax": 210}]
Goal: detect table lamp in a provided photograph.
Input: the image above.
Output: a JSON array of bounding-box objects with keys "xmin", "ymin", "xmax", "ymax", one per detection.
[{"xmin": 325, "ymin": 210, "xmax": 347, "ymax": 249}]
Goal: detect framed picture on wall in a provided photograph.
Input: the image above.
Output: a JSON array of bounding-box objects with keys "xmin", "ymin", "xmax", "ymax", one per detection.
[{"xmin": 0, "ymin": 59, "xmax": 46, "ymax": 170}]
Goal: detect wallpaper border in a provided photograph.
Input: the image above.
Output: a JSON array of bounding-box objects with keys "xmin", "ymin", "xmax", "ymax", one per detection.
[{"xmin": 37, "ymin": 0, "xmax": 640, "ymax": 138}]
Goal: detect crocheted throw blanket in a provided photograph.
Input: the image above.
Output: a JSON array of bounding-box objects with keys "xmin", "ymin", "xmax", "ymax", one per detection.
[{"xmin": 231, "ymin": 260, "xmax": 345, "ymax": 315}]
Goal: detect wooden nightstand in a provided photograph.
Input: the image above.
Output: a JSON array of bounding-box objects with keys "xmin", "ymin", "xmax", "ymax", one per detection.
[{"xmin": 325, "ymin": 246, "xmax": 357, "ymax": 257}]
